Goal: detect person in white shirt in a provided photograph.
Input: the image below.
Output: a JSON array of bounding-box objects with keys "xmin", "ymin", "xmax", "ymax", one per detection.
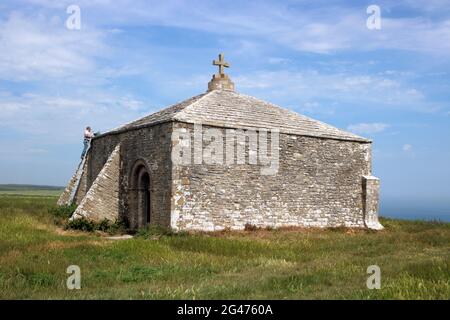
[{"xmin": 81, "ymin": 126, "xmax": 94, "ymax": 159}]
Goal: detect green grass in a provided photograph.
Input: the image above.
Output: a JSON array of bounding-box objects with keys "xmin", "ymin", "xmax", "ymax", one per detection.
[
  {"xmin": 0, "ymin": 184, "xmax": 63, "ymax": 197},
  {"xmin": 0, "ymin": 190, "xmax": 63, "ymax": 196},
  {"xmin": 0, "ymin": 194, "xmax": 449, "ymax": 299}
]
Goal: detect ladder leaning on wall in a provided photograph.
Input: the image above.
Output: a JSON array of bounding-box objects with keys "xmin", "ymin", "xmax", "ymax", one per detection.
[{"xmin": 68, "ymin": 140, "xmax": 91, "ymax": 205}]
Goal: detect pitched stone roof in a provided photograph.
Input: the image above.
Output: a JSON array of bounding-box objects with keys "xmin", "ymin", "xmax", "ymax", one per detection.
[{"xmin": 104, "ymin": 90, "xmax": 369, "ymax": 142}]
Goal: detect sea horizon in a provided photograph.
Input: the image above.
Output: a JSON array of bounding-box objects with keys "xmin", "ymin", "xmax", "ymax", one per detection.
[{"xmin": 380, "ymin": 195, "xmax": 450, "ymax": 222}]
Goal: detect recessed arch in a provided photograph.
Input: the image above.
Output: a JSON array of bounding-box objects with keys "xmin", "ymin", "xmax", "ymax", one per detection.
[{"xmin": 129, "ymin": 159, "xmax": 152, "ymax": 230}]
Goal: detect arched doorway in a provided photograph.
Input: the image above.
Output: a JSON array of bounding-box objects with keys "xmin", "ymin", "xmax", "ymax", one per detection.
[
  {"xmin": 140, "ymin": 171, "xmax": 151, "ymax": 225},
  {"xmin": 129, "ymin": 161, "xmax": 151, "ymax": 230}
]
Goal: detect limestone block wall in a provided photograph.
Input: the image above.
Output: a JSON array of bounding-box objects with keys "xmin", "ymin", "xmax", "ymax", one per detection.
[
  {"xmin": 363, "ymin": 176, "xmax": 383, "ymax": 230},
  {"xmin": 71, "ymin": 144, "xmax": 121, "ymax": 222},
  {"xmin": 171, "ymin": 122, "xmax": 374, "ymax": 231},
  {"xmin": 67, "ymin": 120, "xmax": 380, "ymax": 232},
  {"xmin": 86, "ymin": 122, "xmax": 173, "ymax": 229}
]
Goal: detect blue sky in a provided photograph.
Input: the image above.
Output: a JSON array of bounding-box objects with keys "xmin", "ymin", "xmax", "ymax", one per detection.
[{"xmin": 0, "ymin": 0, "xmax": 449, "ymax": 216}]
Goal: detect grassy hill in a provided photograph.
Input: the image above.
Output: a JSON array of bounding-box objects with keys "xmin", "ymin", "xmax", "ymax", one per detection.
[{"xmin": 0, "ymin": 194, "xmax": 448, "ymax": 299}]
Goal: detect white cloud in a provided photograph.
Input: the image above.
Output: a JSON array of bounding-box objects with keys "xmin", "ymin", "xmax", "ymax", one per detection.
[
  {"xmin": 0, "ymin": 10, "xmax": 156, "ymax": 150},
  {"xmin": 8, "ymin": 0, "xmax": 450, "ymax": 55},
  {"xmin": 26, "ymin": 148, "xmax": 48, "ymax": 154},
  {"xmin": 301, "ymin": 102, "xmax": 321, "ymax": 112},
  {"xmin": 347, "ymin": 123, "xmax": 390, "ymax": 135},
  {"xmin": 299, "ymin": 102, "xmax": 335, "ymax": 116},
  {"xmin": 0, "ymin": 91, "xmax": 149, "ymax": 143},
  {"xmin": 0, "ymin": 12, "xmax": 107, "ymax": 82},
  {"xmin": 403, "ymin": 144, "xmax": 413, "ymax": 152},
  {"xmin": 234, "ymin": 70, "xmax": 435, "ymax": 113},
  {"xmin": 268, "ymin": 57, "xmax": 291, "ymax": 65}
]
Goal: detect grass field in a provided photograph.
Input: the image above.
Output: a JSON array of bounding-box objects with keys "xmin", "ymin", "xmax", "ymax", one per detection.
[
  {"xmin": 0, "ymin": 184, "xmax": 63, "ymax": 197},
  {"xmin": 0, "ymin": 192, "xmax": 449, "ymax": 299}
]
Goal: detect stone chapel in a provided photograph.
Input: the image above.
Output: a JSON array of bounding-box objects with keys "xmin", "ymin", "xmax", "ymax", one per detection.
[{"xmin": 58, "ymin": 54, "xmax": 383, "ymax": 231}]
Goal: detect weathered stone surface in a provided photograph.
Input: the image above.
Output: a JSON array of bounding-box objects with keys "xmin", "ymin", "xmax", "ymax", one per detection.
[
  {"xmin": 105, "ymin": 90, "xmax": 367, "ymax": 142},
  {"xmin": 85, "ymin": 122, "xmax": 173, "ymax": 229},
  {"xmin": 71, "ymin": 144, "xmax": 121, "ymax": 222},
  {"xmin": 64, "ymin": 89, "xmax": 382, "ymax": 232},
  {"xmin": 208, "ymin": 74, "xmax": 235, "ymax": 92},
  {"xmin": 171, "ymin": 122, "xmax": 381, "ymax": 231},
  {"xmin": 362, "ymin": 176, "xmax": 383, "ymax": 230},
  {"xmin": 208, "ymin": 53, "xmax": 234, "ymax": 91}
]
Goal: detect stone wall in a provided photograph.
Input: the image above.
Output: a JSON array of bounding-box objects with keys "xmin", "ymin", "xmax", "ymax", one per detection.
[
  {"xmin": 362, "ymin": 176, "xmax": 383, "ymax": 230},
  {"xmin": 171, "ymin": 122, "xmax": 374, "ymax": 231},
  {"xmin": 86, "ymin": 122, "xmax": 173, "ymax": 229},
  {"xmin": 71, "ymin": 144, "xmax": 121, "ymax": 222},
  {"xmin": 71, "ymin": 120, "xmax": 380, "ymax": 232}
]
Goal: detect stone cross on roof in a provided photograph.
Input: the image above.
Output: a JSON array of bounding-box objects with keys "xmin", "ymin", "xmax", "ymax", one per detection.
[
  {"xmin": 208, "ymin": 53, "xmax": 235, "ymax": 92},
  {"xmin": 213, "ymin": 53, "xmax": 230, "ymax": 76}
]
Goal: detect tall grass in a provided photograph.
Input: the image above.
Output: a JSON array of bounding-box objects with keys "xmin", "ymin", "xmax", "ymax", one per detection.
[{"xmin": 0, "ymin": 194, "xmax": 449, "ymax": 299}]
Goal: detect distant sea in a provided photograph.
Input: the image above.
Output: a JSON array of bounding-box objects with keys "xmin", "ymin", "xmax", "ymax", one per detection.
[{"xmin": 380, "ymin": 196, "xmax": 450, "ymax": 222}]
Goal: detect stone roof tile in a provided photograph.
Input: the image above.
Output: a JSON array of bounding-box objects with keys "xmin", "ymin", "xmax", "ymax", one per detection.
[{"xmin": 104, "ymin": 90, "xmax": 369, "ymax": 142}]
